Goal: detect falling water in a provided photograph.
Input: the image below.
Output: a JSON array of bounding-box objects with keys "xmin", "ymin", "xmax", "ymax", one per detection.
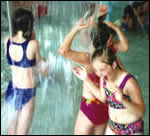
[{"xmin": 6, "ymin": 1, "xmax": 13, "ymax": 43}]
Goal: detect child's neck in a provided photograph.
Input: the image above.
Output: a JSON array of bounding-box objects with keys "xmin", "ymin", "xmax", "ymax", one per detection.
[
  {"xmin": 109, "ymin": 68, "xmax": 123, "ymax": 82},
  {"xmin": 15, "ymin": 31, "xmax": 24, "ymax": 39}
]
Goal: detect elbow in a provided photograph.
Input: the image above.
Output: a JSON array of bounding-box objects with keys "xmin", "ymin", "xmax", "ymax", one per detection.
[
  {"xmin": 120, "ymin": 44, "xmax": 129, "ymax": 52},
  {"xmin": 125, "ymin": 43, "xmax": 129, "ymax": 52},
  {"xmin": 58, "ymin": 48, "xmax": 66, "ymax": 57},
  {"xmin": 124, "ymin": 40, "xmax": 129, "ymax": 52},
  {"xmin": 58, "ymin": 47, "xmax": 71, "ymax": 58}
]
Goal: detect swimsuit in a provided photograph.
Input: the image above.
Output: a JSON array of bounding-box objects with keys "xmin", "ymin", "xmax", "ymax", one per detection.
[
  {"xmin": 103, "ymin": 74, "xmax": 144, "ymax": 134},
  {"xmin": 103, "ymin": 74, "xmax": 132, "ymax": 109},
  {"xmin": 108, "ymin": 119, "xmax": 144, "ymax": 135},
  {"xmin": 6, "ymin": 39, "xmax": 36, "ymax": 67},
  {"xmin": 80, "ymin": 73, "xmax": 109, "ymax": 125},
  {"xmin": 5, "ymin": 80, "xmax": 36, "ymax": 111},
  {"xmin": 5, "ymin": 39, "xmax": 36, "ymax": 111}
]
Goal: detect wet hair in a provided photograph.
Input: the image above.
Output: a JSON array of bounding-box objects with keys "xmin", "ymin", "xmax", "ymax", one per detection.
[
  {"xmin": 91, "ymin": 46, "xmax": 122, "ymax": 70},
  {"xmin": 97, "ymin": 14, "xmax": 107, "ymax": 22},
  {"xmin": 90, "ymin": 21, "xmax": 116, "ymax": 49},
  {"xmin": 12, "ymin": 8, "xmax": 34, "ymax": 40}
]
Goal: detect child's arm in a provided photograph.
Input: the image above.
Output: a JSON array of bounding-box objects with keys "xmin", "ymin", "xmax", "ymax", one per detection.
[
  {"xmin": 84, "ymin": 75, "xmax": 107, "ymax": 103},
  {"xmin": 115, "ymin": 78, "xmax": 145, "ymax": 118},
  {"xmin": 58, "ymin": 18, "xmax": 90, "ymax": 65},
  {"xmin": 105, "ymin": 22, "xmax": 129, "ymax": 52}
]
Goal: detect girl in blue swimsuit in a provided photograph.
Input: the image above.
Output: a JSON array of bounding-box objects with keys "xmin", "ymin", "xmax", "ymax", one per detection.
[{"xmin": 3, "ymin": 8, "xmax": 49, "ymax": 135}]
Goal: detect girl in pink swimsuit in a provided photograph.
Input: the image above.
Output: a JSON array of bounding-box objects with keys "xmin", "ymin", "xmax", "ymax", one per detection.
[{"xmin": 73, "ymin": 47, "xmax": 145, "ymax": 135}]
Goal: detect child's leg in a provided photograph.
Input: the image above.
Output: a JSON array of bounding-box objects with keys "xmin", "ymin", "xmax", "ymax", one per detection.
[
  {"xmin": 16, "ymin": 98, "xmax": 35, "ymax": 135},
  {"xmin": 104, "ymin": 123, "xmax": 115, "ymax": 135},
  {"xmin": 74, "ymin": 110, "xmax": 94, "ymax": 135},
  {"xmin": 93, "ymin": 122, "xmax": 107, "ymax": 135},
  {"xmin": 8, "ymin": 116, "xmax": 18, "ymax": 135}
]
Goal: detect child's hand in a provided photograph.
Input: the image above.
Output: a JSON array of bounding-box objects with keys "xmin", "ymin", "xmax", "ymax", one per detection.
[
  {"xmin": 72, "ymin": 66, "xmax": 88, "ymax": 80},
  {"xmin": 73, "ymin": 18, "xmax": 90, "ymax": 32},
  {"xmin": 38, "ymin": 60, "xmax": 50, "ymax": 76},
  {"xmin": 98, "ymin": 4, "xmax": 108, "ymax": 17}
]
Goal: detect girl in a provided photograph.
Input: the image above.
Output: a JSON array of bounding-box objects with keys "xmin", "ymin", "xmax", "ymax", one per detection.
[
  {"xmin": 72, "ymin": 47, "xmax": 145, "ymax": 135},
  {"xmin": 3, "ymin": 8, "xmax": 49, "ymax": 135},
  {"xmin": 58, "ymin": 15, "xmax": 129, "ymax": 134}
]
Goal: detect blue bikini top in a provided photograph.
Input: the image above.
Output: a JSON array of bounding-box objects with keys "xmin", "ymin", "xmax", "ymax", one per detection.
[{"xmin": 6, "ymin": 39, "xmax": 36, "ymax": 68}]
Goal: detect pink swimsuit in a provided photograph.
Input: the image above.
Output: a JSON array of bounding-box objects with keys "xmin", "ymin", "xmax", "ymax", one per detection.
[
  {"xmin": 80, "ymin": 73, "xmax": 109, "ymax": 125},
  {"xmin": 103, "ymin": 74, "xmax": 144, "ymax": 135}
]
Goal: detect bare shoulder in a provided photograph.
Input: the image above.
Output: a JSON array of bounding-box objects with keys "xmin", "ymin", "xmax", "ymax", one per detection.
[
  {"xmin": 28, "ymin": 40, "xmax": 39, "ymax": 49},
  {"xmin": 29, "ymin": 40, "xmax": 39, "ymax": 45},
  {"xmin": 125, "ymin": 75, "xmax": 141, "ymax": 94}
]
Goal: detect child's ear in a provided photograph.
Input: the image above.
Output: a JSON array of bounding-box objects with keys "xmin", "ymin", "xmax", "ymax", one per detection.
[{"xmin": 112, "ymin": 61, "xmax": 117, "ymax": 69}]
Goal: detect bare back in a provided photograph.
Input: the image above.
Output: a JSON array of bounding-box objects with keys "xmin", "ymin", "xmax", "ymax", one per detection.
[{"xmin": 4, "ymin": 36, "xmax": 38, "ymax": 88}]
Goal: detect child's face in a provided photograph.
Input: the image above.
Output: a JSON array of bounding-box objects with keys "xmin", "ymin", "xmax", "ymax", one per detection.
[{"xmin": 92, "ymin": 58, "xmax": 113, "ymax": 80}]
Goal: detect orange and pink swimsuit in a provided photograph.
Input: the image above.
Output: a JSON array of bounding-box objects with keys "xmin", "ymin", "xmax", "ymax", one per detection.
[{"xmin": 80, "ymin": 73, "xmax": 109, "ymax": 125}]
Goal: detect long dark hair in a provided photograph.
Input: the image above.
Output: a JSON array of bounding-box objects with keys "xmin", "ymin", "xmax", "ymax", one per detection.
[
  {"xmin": 12, "ymin": 8, "xmax": 34, "ymax": 40},
  {"xmin": 90, "ymin": 20, "xmax": 116, "ymax": 50}
]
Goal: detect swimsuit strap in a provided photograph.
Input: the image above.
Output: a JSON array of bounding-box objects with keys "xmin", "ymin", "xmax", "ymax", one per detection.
[
  {"xmin": 109, "ymin": 43, "xmax": 117, "ymax": 54},
  {"xmin": 103, "ymin": 80, "xmax": 106, "ymax": 88},
  {"xmin": 6, "ymin": 38, "xmax": 35, "ymax": 67},
  {"xmin": 119, "ymin": 74, "xmax": 133, "ymax": 90}
]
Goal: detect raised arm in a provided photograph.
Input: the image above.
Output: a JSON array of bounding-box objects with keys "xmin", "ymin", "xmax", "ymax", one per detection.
[
  {"xmin": 105, "ymin": 22, "xmax": 129, "ymax": 52},
  {"xmin": 58, "ymin": 18, "xmax": 91, "ymax": 65}
]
